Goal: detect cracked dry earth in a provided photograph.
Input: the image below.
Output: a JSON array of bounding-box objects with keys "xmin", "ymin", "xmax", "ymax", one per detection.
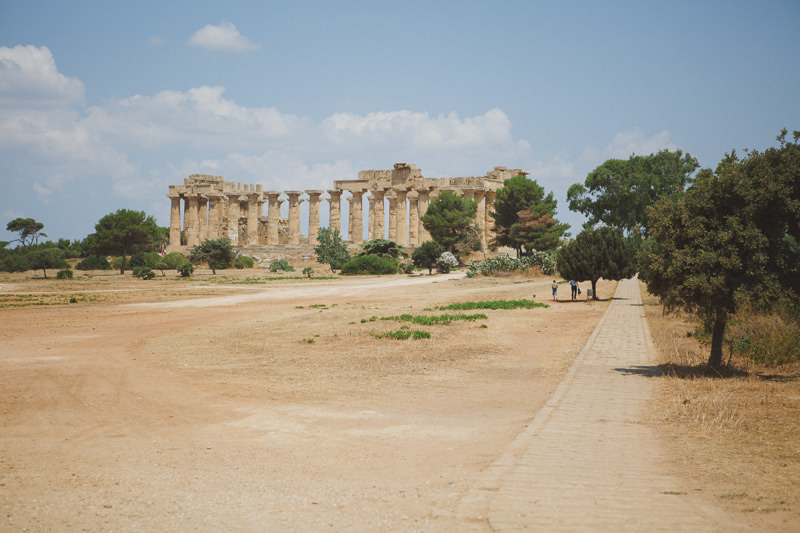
[{"xmin": 0, "ymin": 272, "xmax": 767, "ymax": 530}]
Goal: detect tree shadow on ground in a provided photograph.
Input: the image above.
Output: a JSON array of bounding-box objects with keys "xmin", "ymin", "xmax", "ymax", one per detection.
[{"xmin": 615, "ymin": 364, "xmax": 749, "ymax": 379}]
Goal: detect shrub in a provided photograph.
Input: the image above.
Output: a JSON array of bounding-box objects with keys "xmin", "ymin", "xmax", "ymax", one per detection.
[
  {"xmin": 340, "ymin": 254, "xmax": 397, "ymax": 275},
  {"xmin": 177, "ymin": 262, "xmax": 194, "ymax": 277},
  {"xmin": 133, "ymin": 267, "xmax": 155, "ymax": 280},
  {"xmin": 235, "ymin": 255, "xmax": 255, "ymax": 269},
  {"xmin": 162, "ymin": 252, "xmax": 186, "ymax": 269},
  {"xmin": 727, "ymin": 311, "xmax": 800, "ymax": 366},
  {"xmin": 56, "ymin": 268, "xmax": 73, "ymax": 279},
  {"xmin": 399, "ymin": 262, "xmax": 416, "ymax": 274},
  {"xmin": 0, "ymin": 254, "xmax": 30, "ymax": 273},
  {"xmin": 303, "ymin": 267, "xmax": 314, "ymax": 278},
  {"xmin": 154, "ymin": 260, "xmax": 170, "ymax": 275},
  {"xmin": 270, "ymin": 259, "xmax": 294, "ymax": 272},
  {"xmin": 436, "ymin": 251, "xmax": 459, "ymax": 274},
  {"xmin": 465, "ymin": 251, "xmax": 556, "ymax": 277},
  {"xmin": 129, "ymin": 251, "xmax": 160, "ymax": 269},
  {"xmin": 75, "ymin": 255, "xmax": 111, "ymax": 270}
]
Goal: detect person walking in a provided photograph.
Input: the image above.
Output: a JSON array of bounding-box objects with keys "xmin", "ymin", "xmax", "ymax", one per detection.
[
  {"xmin": 552, "ymin": 280, "xmax": 558, "ymax": 301},
  {"xmin": 569, "ymin": 279, "xmax": 577, "ymax": 301}
]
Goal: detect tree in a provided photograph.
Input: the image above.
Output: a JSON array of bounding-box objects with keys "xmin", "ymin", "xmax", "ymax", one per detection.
[
  {"xmin": 421, "ymin": 190, "xmax": 479, "ymax": 258},
  {"xmin": 188, "ymin": 238, "xmax": 235, "ymax": 275},
  {"xmin": 6, "ymin": 218, "xmax": 47, "ymax": 247},
  {"xmin": 26, "ymin": 248, "xmax": 69, "ymax": 279},
  {"xmin": 91, "ymin": 209, "xmax": 159, "ymax": 273},
  {"xmin": 411, "ymin": 240, "xmax": 445, "ymax": 274},
  {"xmin": 567, "ymin": 149, "xmax": 699, "ymax": 237},
  {"xmin": 644, "ymin": 130, "xmax": 800, "ymax": 369},
  {"xmin": 556, "ymin": 226, "xmax": 636, "ymax": 300},
  {"xmin": 359, "ymin": 239, "xmax": 407, "ymax": 259},
  {"xmin": 314, "ymin": 227, "xmax": 350, "ymax": 272},
  {"xmin": 491, "ymin": 175, "xmax": 567, "ymax": 256}
]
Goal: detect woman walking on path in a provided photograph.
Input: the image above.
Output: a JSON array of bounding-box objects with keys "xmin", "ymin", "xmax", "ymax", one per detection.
[{"xmin": 552, "ymin": 280, "xmax": 558, "ymax": 301}]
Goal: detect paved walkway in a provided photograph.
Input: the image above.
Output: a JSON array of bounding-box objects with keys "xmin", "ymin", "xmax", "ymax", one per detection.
[{"xmin": 458, "ymin": 278, "xmax": 732, "ymax": 531}]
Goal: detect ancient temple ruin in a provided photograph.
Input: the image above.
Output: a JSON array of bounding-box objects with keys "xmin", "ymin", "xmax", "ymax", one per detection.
[{"xmin": 166, "ymin": 163, "xmax": 527, "ymax": 253}]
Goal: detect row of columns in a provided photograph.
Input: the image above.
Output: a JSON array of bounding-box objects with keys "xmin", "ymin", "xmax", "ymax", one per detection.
[{"xmin": 169, "ymin": 187, "xmax": 496, "ymax": 249}]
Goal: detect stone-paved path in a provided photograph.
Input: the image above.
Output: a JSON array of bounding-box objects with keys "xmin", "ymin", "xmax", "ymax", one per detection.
[{"xmin": 457, "ymin": 278, "xmax": 741, "ymax": 531}]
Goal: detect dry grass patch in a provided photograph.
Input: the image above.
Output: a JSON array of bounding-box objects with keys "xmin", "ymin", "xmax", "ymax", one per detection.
[{"xmin": 642, "ymin": 282, "xmax": 800, "ymax": 519}]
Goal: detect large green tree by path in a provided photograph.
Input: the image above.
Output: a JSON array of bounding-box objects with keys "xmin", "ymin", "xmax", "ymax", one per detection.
[
  {"xmin": 491, "ymin": 175, "xmax": 567, "ymax": 256},
  {"xmin": 6, "ymin": 218, "xmax": 47, "ymax": 247},
  {"xmin": 567, "ymin": 149, "xmax": 699, "ymax": 237},
  {"xmin": 188, "ymin": 238, "xmax": 235, "ymax": 274},
  {"xmin": 644, "ymin": 130, "xmax": 800, "ymax": 369},
  {"xmin": 90, "ymin": 209, "xmax": 160, "ymax": 274},
  {"xmin": 556, "ymin": 226, "xmax": 636, "ymax": 300},
  {"xmin": 421, "ymin": 190, "xmax": 479, "ymax": 258}
]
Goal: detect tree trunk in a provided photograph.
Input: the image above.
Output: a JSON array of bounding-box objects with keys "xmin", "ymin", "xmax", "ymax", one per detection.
[
  {"xmin": 120, "ymin": 254, "xmax": 127, "ymax": 274},
  {"xmin": 708, "ymin": 309, "xmax": 728, "ymax": 369},
  {"xmin": 591, "ymin": 279, "xmax": 598, "ymax": 300}
]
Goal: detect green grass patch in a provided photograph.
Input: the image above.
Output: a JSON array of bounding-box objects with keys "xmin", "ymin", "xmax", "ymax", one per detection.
[
  {"xmin": 436, "ymin": 299, "xmax": 549, "ymax": 310},
  {"xmin": 379, "ymin": 313, "xmax": 487, "ymax": 325},
  {"xmin": 373, "ymin": 329, "xmax": 431, "ymax": 340}
]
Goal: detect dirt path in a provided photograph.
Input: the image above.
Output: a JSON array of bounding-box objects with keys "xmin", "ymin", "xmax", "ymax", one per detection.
[
  {"xmin": 0, "ymin": 273, "xmax": 748, "ymax": 530},
  {"xmin": 463, "ymin": 279, "xmax": 750, "ymax": 531}
]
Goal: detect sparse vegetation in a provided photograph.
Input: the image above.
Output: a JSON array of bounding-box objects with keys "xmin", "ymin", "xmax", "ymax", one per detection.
[{"xmin": 436, "ymin": 299, "xmax": 549, "ymax": 310}]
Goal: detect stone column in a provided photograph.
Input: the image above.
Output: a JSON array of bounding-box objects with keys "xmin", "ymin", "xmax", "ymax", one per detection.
[
  {"xmin": 307, "ymin": 190, "xmax": 323, "ymax": 245},
  {"xmin": 417, "ymin": 189, "xmax": 432, "ymax": 243},
  {"xmin": 198, "ymin": 196, "xmax": 208, "ymax": 241},
  {"xmin": 370, "ymin": 189, "xmax": 385, "ymax": 240},
  {"xmin": 246, "ymin": 192, "xmax": 261, "ymax": 246},
  {"xmin": 168, "ymin": 193, "xmax": 181, "ymax": 246},
  {"xmin": 226, "ymin": 193, "xmax": 241, "ymax": 243},
  {"xmin": 286, "ymin": 191, "xmax": 302, "ymax": 245},
  {"xmin": 186, "ymin": 195, "xmax": 200, "ymax": 246},
  {"xmin": 328, "ymin": 190, "xmax": 342, "ymax": 234},
  {"xmin": 386, "ymin": 191, "xmax": 398, "ymax": 242},
  {"xmin": 348, "ymin": 190, "xmax": 364, "ymax": 243},
  {"xmin": 265, "ymin": 192, "xmax": 281, "ymax": 245},
  {"xmin": 408, "ymin": 190, "xmax": 419, "ymax": 246},
  {"xmin": 474, "ymin": 190, "xmax": 487, "ymax": 249},
  {"xmin": 484, "ymin": 190, "xmax": 497, "ymax": 244},
  {"xmin": 208, "ymin": 194, "xmax": 222, "ymax": 239},
  {"xmin": 395, "ymin": 189, "xmax": 408, "ymax": 245}
]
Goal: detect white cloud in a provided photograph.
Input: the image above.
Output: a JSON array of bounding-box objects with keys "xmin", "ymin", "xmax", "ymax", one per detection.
[
  {"xmin": 188, "ymin": 21, "xmax": 260, "ymax": 52},
  {"xmin": 0, "ymin": 45, "xmax": 85, "ymax": 108},
  {"xmin": 602, "ymin": 128, "xmax": 677, "ymax": 159},
  {"xmin": 148, "ymin": 36, "xmax": 165, "ymax": 46},
  {"xmin": 1, "ymin": 45, "xmax": 539, "ymax": 239}
]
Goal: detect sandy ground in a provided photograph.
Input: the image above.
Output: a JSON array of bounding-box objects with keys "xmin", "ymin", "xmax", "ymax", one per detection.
[{"xmin": 2, "ymin": 271, "xmax": 619, "ymax": 531}]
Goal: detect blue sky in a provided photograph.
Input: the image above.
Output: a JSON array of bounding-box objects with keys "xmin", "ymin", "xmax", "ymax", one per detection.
[{"xmin": 1, "ymin": 0, "xmax": 799, "ymax": 243}]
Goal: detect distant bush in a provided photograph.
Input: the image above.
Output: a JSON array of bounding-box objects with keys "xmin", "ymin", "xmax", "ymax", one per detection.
[
  {"xmin": 132, "ymin": 266, "xmax": 155, "ymax": 279},
  {"xmin": 270, "ymin": 259, "xmax": 294, "ymax": 272},
  {"xmin": 129, "ymin": 252, "xmax": 160, "ymax": 269},
  {"xmin": 162, "ymin": 252, "xmax": 186, "ymax": 269},
  {"xmin": 466, "ymin": 251, "xmax": 556, "ymax": 277},
  {"xmin": 0, "ymin": 254, "xmax": 30, "ymax": 273},
  {"xmin": 436, "ymin": 252, "xmax": 459, "ymax": 274},
  {"xmin": 340, "ymin": 254, "xmax": 397, "ymax": 275},
  {"xmin": 56, "ymin": 268, "xmax": 73, "ymax": 279},
  {"xmin": 177, "ymin": 262, "xmax": 194, "ymax": 277},
  {"xmin": 75, "ymin": 255, "xmax": 111, "ymax": 270},
  {"xmin": 235, "ymin": 255, "xmax": 255, "ymax": 269}
]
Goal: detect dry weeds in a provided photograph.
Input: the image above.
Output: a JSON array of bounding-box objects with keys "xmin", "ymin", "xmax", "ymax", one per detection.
[{"xmin": 641, "ymin": 282, "xmax": 800, "ymax": 520}]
